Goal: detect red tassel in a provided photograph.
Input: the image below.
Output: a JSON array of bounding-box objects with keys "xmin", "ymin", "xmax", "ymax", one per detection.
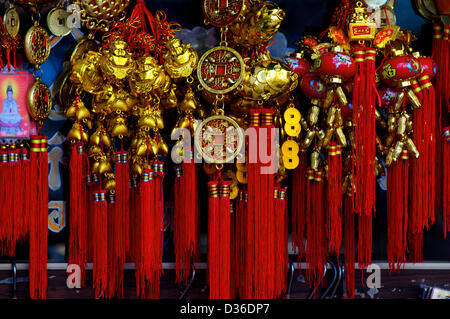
[
  {"xmin": 86, "ymin": 174, "xmax": 98, "ymax": 262},
  {"xmin": 274, "ymin": 187, "xmax": 288, "ymax": 297},
  {"xmin": 173, "ymin": 150, "xmax": 199, "ymax": 285},
  {"xmin": 18, "ymin": 146, "xmax": 30, "ymax": 241},
  {"xmin": 387, "ymin": 156, "xmax": 409, "ymax": 270},
  {"xmin": 343, "ymin": 194, "xmax": 355, "ymax": 299},
  {"xmin": 207, "ymin": 180, "xmax": 220, "ymax": 299},
  {"xmin": 68, "ymin": 143, "xmax": 88, "ymax": 286},
  {"xmin": 305, "ymin": 169, "xmax": 327, "ymax": 291},
  {"xmin": 352, "ymin": 47, "xmax": 377, "ymax": 268},
  {"xmin": 136, "ymin": 166, "xmax": 164, "ymax": 299},
  {"xmin": 235, "ymin": 190, "xmax": 247, "ymax": 298},
  {"xmin": 219, "ymin": 181, "xmax": 232, "ymax": 299},
  {"xmin": 0, "ymin": 146, "xmax": 12, "ymax": 255},
  {"xmin": 116, "ymin": 152, "xmax": 130, "ymax": 256},
  {"xmin": 327, "ymin": 143, "xmax": 342, "ymax": 256},
  {"xmin": 93, "ymin": 190, "xmax": 108, "ymax": 298},
  {"xmin": 292, "ymin": 151, "xmax": 307, "ymax": 261},
  {"xmin": 128, "ymin": 176, "xmax": 138, "ymax": 262},
  {"xmin": 443, "ymin": 127, "xmax": 450, "ymax": 236},
  {"xmin": 29, "ymin": 136, "xmax": 48, "ymax": 299}
]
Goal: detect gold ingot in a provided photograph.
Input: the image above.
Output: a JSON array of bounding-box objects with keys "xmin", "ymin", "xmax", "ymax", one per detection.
[
  {"xmin": 335, "ymin": 108, "xmax": 343, "ymax": 127},
  {"xmin": 91, "ymin": 160, "xmax": 100, "ymax": 174},
  {"xmin": 98, "ymin": 160, "xmax": 113, "ymax": 175},
  {"xmin": 132, "ymin": 161, "xmax": 143, "ymax": 176},
  {"xmin": 322, "ymin": 128, "xmax": 334, "ymax": 148},
  {"xmin": 375, "ymin": 109, "xmax": 387, "ymax": 130},
  {"xmin": 138, "ymin": 115, "xmax": 157, "ymax": 130},
  {"xmin": 336, "ymin": 86, "xmax": 348, "ymax": 106},
  {"xmin": 284, "ymin": 107, "xmax": 301, "ymax": 124},
  {"xmin": 388, "ymin": 115, "xmax": 397, "ymax": 134},
  {"xmin": 236, "ymin": 170, "xmax": 248, "ymax": 184},
  {"xmin": 161, "ymin": 87, "xmax": 178, "ymax": 110},
  {"xmin": 323, "ymin": 88, "xmax": 335, "ymax": 110},
  {"xmin": 307, "ymin": 105, "xmax": 320, "ymax": 126},
  {"xmin": 326, "ymin": 106, "xmax": 337, "ymax": 127},
  {"xmin": 130, "ymin": 55, "xmax": 170, "ymax": 96},
  {"xmin": 281, "ymin": 140, "xmax": 299, "ymax": 157},
  {"xmin": 392, "ymin": 140, "xmax": 404, "ymax": 162},
  {"xmin": 397, "ymin": 114, "xmax": 407, "ymax": 137},
  {"xmin": 67, "ymin": 122, "xmax": 88, "ymax": 143},
  {"xmin": 311, "ymin": 149, "xmax": 320, "ymax": 171},
  {"xmin": 163, "ymin": 38, "xmax": 199, "ymax": 79},
  {"xmin": 385, "ymin": 133, "xmax": 395, "ymax": 148},
  {"xmin": 284, "ymin": 155, "xmax": 299, "ymax": 170},
  {"xmin": 179, "ymin": 89, "xmax": 199, "ymax": 113},
  {"xmin": 100, "ymin": 39, "xmax": 134, "ymax": 83},
  {"xmin": 64, "ymin": 100, "xmax": 79, "ymax": 119},
  {"xmin": 336, "ymin": 127, "xmax": 347, "ymax": 147},
  {"xmin": 405, "ymin": 138, "xmax": 419, "ymax": 158},
  {"xmin": 89, "ymin": 126, "xmax": 111, "ymax": 148},
  {"xmin": 88, "ymin": 145, "xmax": 102, "ymax": 158},
  {"xmin": 302, "ymin": 129, "xmax": 316, "ymax": 148},
  {"xmin": 393, "ymin": 91, "xmax": 405, "ymax": 113},
  {"xmin": 155, "ymin": 115, "xmax": 164, "ymax": 130},
  {"xmin": 76, "ymin": 105, "xmax": 91, "ymax": 122},
  {"xmin": 407, "ymin": 89, "xmax": 421, "ymax": 109},
  {"xmin": 158, "ymin": 139, "xmax": 169, "ymax": 156},
  {"xmin": 385, "ymin": 147, "xmax": 395, "ymax": 167}
]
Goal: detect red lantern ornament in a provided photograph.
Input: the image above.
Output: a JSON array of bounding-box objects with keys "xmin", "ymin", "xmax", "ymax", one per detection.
[{"xmin": 285, "ymin": 53, "xmax": 312, "ymax": 80}]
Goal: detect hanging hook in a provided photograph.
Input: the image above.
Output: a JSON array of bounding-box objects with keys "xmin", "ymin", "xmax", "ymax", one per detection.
[
  {"xmin": 286, "ymin": 262, "xmax": 295, "ymax": 298},
  {"xmin": 179, "ymin": 266, "xmax": 196, "ymax": 300},
  {"xmin": 11, "ymin": 259, "xmax": 17, "ymax": 299},
  {"xmin": 307, "ymin": 264, "xmax": 327, "ymax": 299},
  {"xmin": 329, "ymin": 261, "xmax": 343, "ymax": 299},
  {"xmin": 320, "ymin": 261, "xmax": 337, "ymax": 299}
]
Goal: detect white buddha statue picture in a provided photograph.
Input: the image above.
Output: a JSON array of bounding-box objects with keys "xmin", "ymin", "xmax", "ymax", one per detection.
[{"xmin": 0, "ymin": 85, "xmax": 23, "ymax": 136}]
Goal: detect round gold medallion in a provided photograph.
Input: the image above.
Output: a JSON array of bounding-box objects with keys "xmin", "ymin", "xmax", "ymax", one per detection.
[
  {"xmin": 27, "ymin": 77, "xmax": 52, "ymax": 122},
  {"xmin": 4, "ymin": 6, "xmax": 20, "ymax": 38},
  {"xmin": 236, "ymin": 161, "xmax": 248, "ymax": 172},
  {"xmin": 47, "ymin": 7, "xmax": 72, "ymax": 37},
  {"xmin": 202, "ymin": 0, "xmax": 245, "ymax": 27},
  {"xmin": 281, "ymin": 140, "xmax": 299, "ymax": 157},
  {"xmin": 283, "ymin": 155, "xmax": 299, "ymax": 170},
  {"xmin": 284, "ymin": 107, "xmax": 301, "ymax": 124},
  {"xmin": 24, "ymin": 23, "xmax": 51, "ymax": 66},
  {"xmin": 236, "ymin": 170, "xmax": 248, "ymax": 184},
  {"xmin": 230, "ymin": 185, "xmax": 239, "ymax": 200},
  {"xmin": 197, "ymin": 46, "xmax": 245, "ymax": 95},
  {"xmin": 284, "ymin": 122, "xmax": 302, "ymax": 137}
]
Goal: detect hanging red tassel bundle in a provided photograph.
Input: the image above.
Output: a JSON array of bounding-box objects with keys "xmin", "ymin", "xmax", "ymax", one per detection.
[
  {"xmin": 68, "ymin": 142, "xmax": 88, "ymax": 286},
  {"xmin": 343, "ymin": 193, "xmax": 355, "ymax": 299},
  {"xmin": 443, "ymin": 127, "xmax": 450, "ymax": 236},
  {"xmin": 128, "ymin": 176, "xmax": 138, "ymax": 262},
  {"xmin": 29, "ymin": 136, "xmax": 48, "ymax": 299},
  {"xmin": 291, "ymin": 151, "xmax": 307, "ymax": 261},
  {"xmin": 305, "ymin": 169, "xmax": 327, "ymax": 291},
  {"xmin": 173, "ymin": 149, "xmax": 199, "ymax": 284},
  {"xmin": 93, "ymin": 190, "xmax": 108, "ymax": 298},
  {"xmin": 387, "ymin": 152, "xmax": 409, "ymax": 270},
  {"xmin": 207, "ymin": 180, "xmax": 220, "ymax": 299},
  {"xmin": 86, "ymin": 173, "xmax": 98, "ymax": 262},
  {"xmin": 327, "ymin": 143, "xmax": 342, "ymax": 256},
  {"xmin": 219, "ymin": 181, "xmax": 232, "ymax": 299},
  {"xmin": 116, "ymin": 151, "xmax": 130, "ymax": 257},
  {"xmin": 18, "ymin": 145, "xmax": 30, "ymax": 242},
  {"xmin": 352, "ymin": 46, "xmax": 377, "ymax": 268},
  {"xmin": 0, "ymin": 146, "xmax": 12, "ymax": 255},
  {"xmin": 235, "ymin": 190, "xmax": 247, "ymax": 298},
  {"xmin": 274, "ymin": 187, "xmax": 288, "ymax": 297}
]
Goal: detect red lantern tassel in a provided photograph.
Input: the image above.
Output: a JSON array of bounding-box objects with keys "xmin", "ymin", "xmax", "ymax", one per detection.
[
  {"xmin": 443, "ymin": 127, "xmax": 450, "ymax": 236},
  {"xmin": 292, "ymin": 151, "xmax": 307, "ymax": 261},
  {"xmin": 86, "ymin": 174, "xmax": 98, "ymax": 262},
  {"xmin": 116, "ymin": 151, "xmax": 130, "ymax": 257},
  {"xmin": 29, "ymin": 136, "xmax": 48, "ymax": 299},
  {"xmin": 128, "ymin": 176, "xmax": 138, "ymax": 262},
  {"xmin": 19, "ymin": 146, "xmax": 30, "ymax": 241},
  {"xmin": 343, "ymin": 194, "xmax": 355, "ymax": 299},
  {"xmin": 173, "ymin": 150, "xmax": 199, "ymax": 285},
  {"xmin": 218, "ymin": 181, "xmax": 232, "ymax": 299},
  {"xmin": 387, "ymin": 154, "xmax": 409, "ymax": 270},
  {"xmin": 68, "ymin": 143, "xmax": 88, "ymax": 287},
  {"xmin": 352, "ymin": 47, "xmax": 377, "ymax": 268},
  {"xmin": 235, "ymin": 190, "xmax": 247, "ymax": 298},
  {"xmin": 327, "ymin": 143, "xmax": 342, "ymax": 256},
  {"xmin": 207, "ymin": 180, "xmax": 220, "ymax": 299},
  {"xmin": 274, "ymin": 187, "xmax": 288, "ymax": 297},
  {"xmin": 306, "ymin": 169, "xmax": 327, "ymax": 291},
  {"xmin": 93, "ymin": 190, "xmax": 108, "ymax": 298}
]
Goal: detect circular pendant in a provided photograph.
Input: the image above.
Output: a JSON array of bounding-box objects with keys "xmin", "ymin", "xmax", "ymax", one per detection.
[
  {"xmin": 283, "ymin": 154, "xmax": 299, "ymax": 170},
  {"xmin": 197, "ymin": 46, "xmax": 245, "ymax": 95},
  {"xmin": 284, "ymin": 107, "xmax": 301, "ymax": 124},
  {"xmin": 194, "ymin": 114, "xmax": 244, "ymax": 164},
  {"xmin": 284, "ymin": 122, "xmax": 301, "ymax": 137},
  {"xmin": 236, "ymin": 161, "xmax": 247, "ymax": 172},
  {"xmin": 281, "ymin": 140, "xmax": 299, "ymax": 157},
  {"xmin": 27, "ymin": 77, "xmax": 52, "ymax": 122},
  {"xmin": 202, "ymin": 0, "xmax": 245, "ymax": 27},
  {"xmin": 236, "ymin": 170, "xmax": 248, "ymax": 184},
  {"xmin": 4, "ymin": 7, "xmax": 20, "ymax": 38},
  {"xmin": 47, "ymin": 7, "xmax": 72, "ymax": 37},
  {"xmin": 70, "ymin": 38, "xmax": 99, "ymax": 66},
  {"xmin": 24, "ymin": 23, "xmax": 51, "ymax": 66}
]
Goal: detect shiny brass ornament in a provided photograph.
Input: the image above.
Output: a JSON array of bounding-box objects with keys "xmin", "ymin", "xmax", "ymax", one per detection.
[
  {"xmin": 24, "ymin": 22, "xmax": 51, "ymax": 66},
  {"xmin": 100, "ymin": 39, "xmax": 135, "ymax": 84},
  {"xmin": 202, "ymin": 0, "xmax": 245, "ymax": 27},
  {"xmin": 130, "ymin": 55, "xmax": 170, "ymax": 96},
  {"xmin": 67, "ymin": 122, "xmax": 89, "ymax": 143},
  {"xmin": 47, "ymin": 6, "xmax": 71, "ymax": 37},
  {"xmin": 284, "ymin": 107, "xmax": 301, "ymax": 124},
  {"xmin": 236, "ymin": 170, "xmax": 248, "ymax": 184},
  {"xmin": 70, "ymin": 38, "xmax": 99, "ymax": 66},
  {"xmin": 79, "ymin": 0, "xmax": 130, "ymax": 31},
  {"xmin": 284, "ymin": 121, "xmax": 301, "ymax": 137},
  {"xmin": 230, "ymin": 185, "xmax": 239, "ymax": 200},
  {"xmin": 164, "ymin": 38, "xmax": 199, "ymax": 79},
  {"xmin": 283, "ymin": 154, "xmax": 299, "ymax": 170},
  {"xmin": 71, "ymin": 51, "xmax": 104, "ymax": 93},
  {"xmin": 4, "ymin": 6, "xmax": 20, "ymax": 38},
  {"xmin": 236, "ymin": 161, "xmax": 247, "ymax": 172},
  {"xmin": 281, "ymin": 140, "xmax": 299, "ymax": 157},
  {"xmin": 27, "ymin": 77, "xmax": 52, "ymax": 122}
]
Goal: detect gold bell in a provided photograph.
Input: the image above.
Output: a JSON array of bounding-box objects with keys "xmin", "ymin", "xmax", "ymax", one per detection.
[
  {"xmin": 67, "ymin": 122, "xmax": 88, "ymax": 143},
  {"xmin": 180, "ymin": 89, "xmax": 199, "ymax": 113}
]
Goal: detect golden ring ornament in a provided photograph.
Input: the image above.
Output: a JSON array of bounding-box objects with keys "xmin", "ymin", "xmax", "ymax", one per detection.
[
  {"xmin": 24, "ymin": 23, "xmax": 51, "ymax": 66},
  {"xmin": 194, "ymin": 114, "xmax": 244, "ymax": 164},
  {"xmin": 202, "ymin": 0, "xmax": 245, "ymax": 27},
  {"xmin": 4, "ymin": 6, "xmax": 20, "ymax": 38},
  {"xmin": 27, "ymin": 77, "xmax": 52, "ymax": 122},
  {"xmin": 47, "ymin": 7, "xmax": 72, "ymax": 37},
  {"xmin": 197, "ymin": 46, "xmax": 245, "ymax": 95}
]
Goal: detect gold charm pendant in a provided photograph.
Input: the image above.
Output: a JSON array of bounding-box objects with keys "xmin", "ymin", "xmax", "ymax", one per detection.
[
  {"xmin": 27, "ymin": 77, "xmax": 52, "ymax": 123},
  {"xmin": 24, "ymin": 22, "xmax": 51, "ymax": 66},
  {"xmin": 4, "ymin": 5, "xmax": 20, "ymax": 38}
]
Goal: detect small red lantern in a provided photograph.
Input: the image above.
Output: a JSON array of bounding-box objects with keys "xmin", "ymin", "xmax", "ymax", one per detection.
[
  {"xmin": 285, "ymin": 54, "xmax": 311, "ymax": 79},
  {"xmin": 378, "ymin": 86, "xmax": 399, "ymax": 110},
  {"xmin": 300, "ymin": 73, "xmax": 327, "ymax": 100}
]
